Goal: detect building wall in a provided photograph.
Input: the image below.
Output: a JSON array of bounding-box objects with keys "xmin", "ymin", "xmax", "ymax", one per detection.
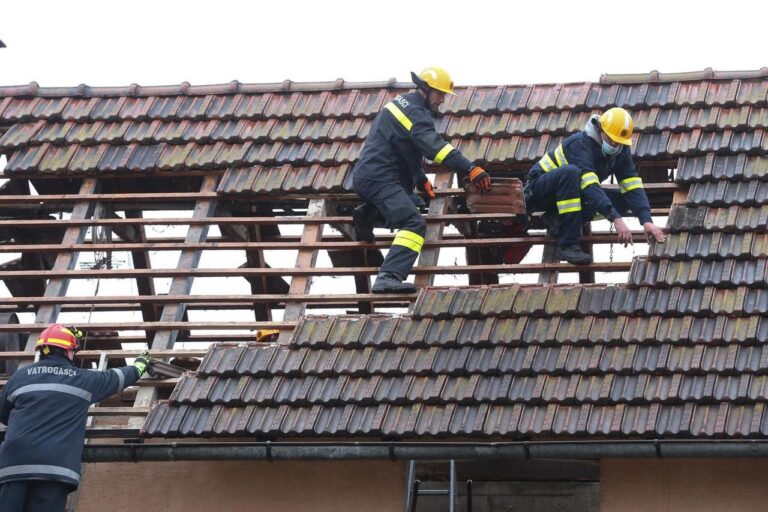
[
  {"xmin": 602, "ymin": 458, "xmax": 768, "ymax": 512},
  {"xmin": 76, "ymin": 459, "xmax": 405, "ymax": 512},
  {"xmin": 418, "ymin": 481, "xmax": 600, "ymax": 512}
]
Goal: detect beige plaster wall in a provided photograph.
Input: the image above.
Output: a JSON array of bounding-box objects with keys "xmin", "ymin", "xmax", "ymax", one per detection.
[
  {"xmin": 76, "ymin": 459, "xmax": 405, "ymax": 512},
  {"xmin": 602, "ymin": 458, "xmax": 768, "ymax": 512}
]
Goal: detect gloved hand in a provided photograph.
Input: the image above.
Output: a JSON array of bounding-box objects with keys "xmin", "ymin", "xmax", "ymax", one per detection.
[
  {"xmin": 133, "ymin": 350, "xmax": 152, "ymax": 377},
  {"xmin": 468, "ymin": 166, "xmax": 491, "ymax": 192},
  {"xmin": 418, "ymin": 173, "xmax": 437, "ymax": 199}
]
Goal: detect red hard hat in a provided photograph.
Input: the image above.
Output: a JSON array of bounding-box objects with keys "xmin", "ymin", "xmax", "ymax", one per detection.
[{"xmin": 35, "ymin": 324, "xmax": 82, "ymax": 352}]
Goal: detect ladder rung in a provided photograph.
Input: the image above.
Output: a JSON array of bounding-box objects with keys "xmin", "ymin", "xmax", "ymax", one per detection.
[{"xmin": 417, "ymin": 490, "xmax": 452, "ymax": 496}]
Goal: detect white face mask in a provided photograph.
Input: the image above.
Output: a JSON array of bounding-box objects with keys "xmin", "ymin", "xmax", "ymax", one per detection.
[{"xmin": 601, "ymin": 139, "xmax": 622, "ymax": 156}]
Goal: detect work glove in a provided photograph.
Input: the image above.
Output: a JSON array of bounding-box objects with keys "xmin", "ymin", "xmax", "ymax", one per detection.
[
  {"xmin": 417, "ymin": 173, "xmax": 437, "ymax": 199},
  {"xmin": 467, "ymin": 166, "xmax": 491, "ymax": 192},
  {"xmin": 133, "ymin": 350, "xmax": 152, "ymax": 377}
]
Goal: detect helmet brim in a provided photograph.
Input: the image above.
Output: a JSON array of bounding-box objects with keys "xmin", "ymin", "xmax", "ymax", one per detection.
[{"xmin": 605, "ymin": 131, "xmax": 632, "ymax": 146}]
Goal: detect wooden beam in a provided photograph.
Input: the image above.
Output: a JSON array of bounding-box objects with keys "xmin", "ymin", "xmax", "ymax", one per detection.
[
  {"xmin": 2, "ymin": 302, "xmax": 415, "ymax": 315},
  {"xmin": 3, "ymin": 169, "xmax": 226, "ymax": 180},
  {"xmin": 86, "ymin": 407, "xmax": 150, "ymax": 417},
  {"xmin": 0, "ymin": 261, "xmax": 634, "ymax": 279},
  {"xmin": 0, "ymin": 212, "xmax": 528, "ymax": 228},
  {"xmin": 0, "ymin": 209, "xmax": 672, "ymax": 230},
  {"xmin": 124, "ymin": 210, "xmax": 160, "ymax": 330},
  {"xmin": 579, "ymin": 223, "xmax": 596, "ymax": 284},
  {"xmin": 538, "ymin": 244, "xmax": 559, "ymax": 284},
  {"xmin": 0, "ymin": 321, "xmax": 295, "ymax": 332},
  {"xmin": 148, "ymin": 175, "xmax": 219, "ymax": 351},
  {"xmin": 415, "ymin": 169, "xmax": 455, "ymax": 288},
  {"xmin": 23, "ymin": 178, "xmax": 99, "ymax": 352},
  {"xmin": 130, "ymin": 174, "xmax": 219, "ymax": 428},
  {"xmin": 280, "ymin": 199, "xmax": 327, "ymax": 342},
  {"xmin": 0, "ymin": 231, "xmax": 655, "ymax": 253},
  {"xmin": 0, "ymin": 349, "xmax": 208, "ymax": 361},
  {"xmin": 0, "ymin": 183, "xmax": 679, "ymax": 205},
  {"xmin": 0, "ymin": 192, "xmax": 218, "ymax": 204}
]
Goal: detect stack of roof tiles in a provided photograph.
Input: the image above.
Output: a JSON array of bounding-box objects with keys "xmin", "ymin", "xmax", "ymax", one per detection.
[
  {"xmin": 140, "ymin": 69, "xmax": 768, "ymax": 439},
  {"xmin": 1, "ymin": 68, "xmax": 767, "ymax": 189}
]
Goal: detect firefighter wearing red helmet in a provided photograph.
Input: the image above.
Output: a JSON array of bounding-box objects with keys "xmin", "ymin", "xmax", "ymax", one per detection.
[{"xmin": 0, "ymin": 324, "xmax": 153, "ymax": 511}]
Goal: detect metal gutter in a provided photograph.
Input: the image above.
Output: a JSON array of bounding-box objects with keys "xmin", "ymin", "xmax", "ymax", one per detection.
[{"xmin": 83, "ymin": 440, "xmax": 768, "ymax": 463}]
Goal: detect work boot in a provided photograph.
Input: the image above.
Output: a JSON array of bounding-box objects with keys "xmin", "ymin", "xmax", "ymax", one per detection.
[
  {"xmin": 372, "ymin": 272, "xmax": 417, "ymax": 294},
  {"xmin": 352, "ymin": 204, "xmax": 375, "ymax": 243},
  {"xmin": 557, "ymin": 245, "xmax": 592, "ymax": 265}
]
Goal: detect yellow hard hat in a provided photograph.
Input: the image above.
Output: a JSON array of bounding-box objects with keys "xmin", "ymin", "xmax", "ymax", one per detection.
[
  {"xmin": 598, "ymin": 107, "xmax": 633, "ymax": 145},
  {"xmin": 410, "ymin": 67, "xmax": 455, "ymax": 95}
]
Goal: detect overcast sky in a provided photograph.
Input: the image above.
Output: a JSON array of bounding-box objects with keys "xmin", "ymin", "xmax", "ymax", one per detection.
[{"xmin": 2, "ymin": 0, "xmax": 766, "ymax": 88}]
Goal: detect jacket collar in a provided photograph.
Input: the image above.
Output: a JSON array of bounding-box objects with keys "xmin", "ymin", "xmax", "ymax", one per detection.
[
  {"xmin": 403, "ymin": 89, "xmax": 428, "ymax": 108},
  {"xmin": 39, "ymin": 354, "xmax": 75, "ymax": 367}
]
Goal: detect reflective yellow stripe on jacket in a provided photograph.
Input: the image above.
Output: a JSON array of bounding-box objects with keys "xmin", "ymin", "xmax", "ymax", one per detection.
[
  {"xmin": 434, "ymin": 143, "xmax": 455, "ymax": 164},
  {"xmin": 536, "ymin": 144, "xmax": 569, "ymax": 172},
  {"xmin": 392, "ymin": 230, "xmax": 425, "ymax": 253},
  {"xmin": 384, "ymin": 102, "xmax": 413, "ymax": 131},
  {"xmin": 619, "ymin": 176, "xmax": 644, "ymax": 193}
]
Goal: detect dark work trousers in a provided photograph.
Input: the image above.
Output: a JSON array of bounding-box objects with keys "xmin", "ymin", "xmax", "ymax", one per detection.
[
  {"xmin": 0, "ymin": 480, "xmax": 72, "ymax": 512},
  {"xmin": 528, "ymin": 165, "xmax": 632, "ymax": 246},
  {"xmin": 353, "ymin": 177, "xmax": 427, "ymax": 280}
]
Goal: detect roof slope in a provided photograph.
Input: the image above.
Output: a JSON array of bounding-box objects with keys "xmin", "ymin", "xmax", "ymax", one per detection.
[
  {"xmin": 2, "ymin": 70, "xmax": 767, "ymax": 439},
  {"xmin": 144, "ymin": 152, "xmax": 768, "ymax": 438}
]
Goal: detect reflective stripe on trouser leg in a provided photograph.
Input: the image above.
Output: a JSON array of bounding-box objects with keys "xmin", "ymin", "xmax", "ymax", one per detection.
[
  {"xmin": 580, "ymin": 172, "xmax": 600, "ymax": 190},
  {"xmin": 381, "ymin": 230, "xmax": 425, "ymax": 280},
  {"xmin": 556, "ymin": 198, "xmax": 581, "ymax": 214},
  {"xmin": 392, "ymin": 230, "xmax": 425, "ymax": 253},
  {"xmin": 529, "ymin": 164, "xmax": 583, "ymax": 246},
  {"xmin": 355, "ymin": 178, "xmax": 427, "ymax": 280},
  {"xmin": 555, "ymin": 197, "xmax": 583, "ymax": 246}
]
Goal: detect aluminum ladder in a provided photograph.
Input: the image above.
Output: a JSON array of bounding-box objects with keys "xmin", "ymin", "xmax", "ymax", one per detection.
[{"xmin": 405, "ymin": 460, "xmax": 473, "ymax": 512}]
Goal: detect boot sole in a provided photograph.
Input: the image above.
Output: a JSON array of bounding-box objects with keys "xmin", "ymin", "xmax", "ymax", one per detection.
[
  {"xmin": 564, "ymin": 259, "xmax": 592, "ymax": 265},
  {"xmin": 555, "ymin": 249, "xmax": 592, "ymax": 265},
  {"xmin": 372, "ymin": 286, "xmax": 417, "ymax": 294}
]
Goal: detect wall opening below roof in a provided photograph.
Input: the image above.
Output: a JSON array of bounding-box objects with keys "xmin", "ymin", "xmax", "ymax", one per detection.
[{"xmin": 414, "ymin": 459, "xmax": 600, "ymax": 512}]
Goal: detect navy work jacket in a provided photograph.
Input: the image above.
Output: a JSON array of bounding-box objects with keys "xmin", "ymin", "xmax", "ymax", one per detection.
[
  {"xmin": 353, "ymin": 91, "xmax": 474, "ymax": 190},
  {"xmin": 528, "ymin": 128, "xmax": 652, "ymax": 224},
  {"xmin": 0, "ymin": 355, "xmax": 139, "ymax": 488}
]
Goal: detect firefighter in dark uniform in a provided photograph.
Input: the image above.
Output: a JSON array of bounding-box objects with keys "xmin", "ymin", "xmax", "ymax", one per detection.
[
  {"xmin": 524, "ymin": 107, "xmax": 665, "ymax": 264},
  {"xmin": 0, "ymin": 324, "xmax": 152, "ymax": 512},
  {"xmin": 352, "ymin": 66, "xmax": 492, "ymax": 293}
]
